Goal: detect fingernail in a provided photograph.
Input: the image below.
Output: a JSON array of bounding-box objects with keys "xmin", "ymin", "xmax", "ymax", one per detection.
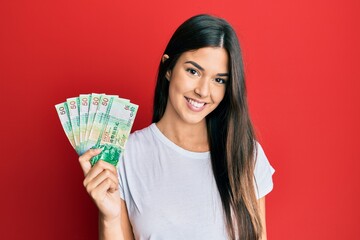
[{"xmin": 94, "ymin": 148, "xmax": 102, "ymax": 153}]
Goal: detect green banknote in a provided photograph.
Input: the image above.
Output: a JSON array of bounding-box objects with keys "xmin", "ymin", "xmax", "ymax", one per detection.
[
  {"xmin": 55, "ymin": 102, "xmax": 76, "ymax": 149},
  {"xmin": 85, "ymin": 95, "xmax": 118, "ymax": 151},
  {"xmin": 55, "ymin": 93, "xmax": 138, "ymax": 166},
  {"xmin": 66, "ymin": 97, "xmax": 81, "ymax": 154},
  {"xmin": 90, "ymin": 98, "xmax": 138, "ymax": 166},
  {"xmin": 84, "ymin": 93, "xmax": 103, "ymax": 146},
  {"xmin": 84, "ymin": 94, "xmax": 124, "ymax": 147},
  {"xmin": 79, "ymin": 94, "xmax": 90, "ymax": 155}
]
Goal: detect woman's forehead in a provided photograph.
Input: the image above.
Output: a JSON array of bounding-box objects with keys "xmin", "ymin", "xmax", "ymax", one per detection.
[{"xmin": 179, "ymin": 47, "xmax": 229, "ymax": 73}]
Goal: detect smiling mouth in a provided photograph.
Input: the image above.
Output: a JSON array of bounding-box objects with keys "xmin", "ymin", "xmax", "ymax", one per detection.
[{"xmin": 185, "ymin": 97, "xmax": 206, "ymax": 108}]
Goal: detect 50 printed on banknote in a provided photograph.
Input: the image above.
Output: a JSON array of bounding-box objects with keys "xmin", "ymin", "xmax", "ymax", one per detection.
[{"xmin": 55, "ymin": 93, "xmax": 138, "ymax": 166}]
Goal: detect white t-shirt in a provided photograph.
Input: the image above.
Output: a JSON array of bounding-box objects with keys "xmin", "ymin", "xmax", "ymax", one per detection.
[{"xmin": 117, "ymin": 123, "xmax": 275, "ymax": 240}]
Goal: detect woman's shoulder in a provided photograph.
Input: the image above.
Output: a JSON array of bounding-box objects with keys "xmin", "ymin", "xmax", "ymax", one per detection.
[
  {"xmin": 129, "ymin": 123, "xmax": 152, "ymax": 138},
  {"xmin": 254, "ymin": 141, "xmax": 274, "ymax": 172},
  {"xmin": 253, "ymin": 141, "xmax": 275, "ymax": 199},
  {"xmin": 128, "ymin": 123, "xmax": 156, "ymax": 143},
  {"xmin": 121, "ymin": 123, "xmax": 163, "ymax": 172},
  {"xmin": 125, "ymin": 123, "xmax": 159, "ymax": 154}
]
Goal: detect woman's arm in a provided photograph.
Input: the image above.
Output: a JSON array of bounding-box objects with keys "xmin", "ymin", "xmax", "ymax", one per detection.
[
  {"xmin": 120, "ymin": 200, "xmax": 135, "ymax": 240},
  {"xmin": 259, "ymin": 197, "xmax": 267, "ymax": 240},
  {"xmin": 79, "ymin": 149, "xmax": 134, "ymax": 240},
  {"xmin": 99, "ymin": 200, "xmax": 134, "ymax": 240}
]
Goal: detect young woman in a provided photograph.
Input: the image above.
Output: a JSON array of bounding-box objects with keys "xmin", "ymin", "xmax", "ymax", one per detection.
[{"xmin": 79, "ymin": 14, "xmax": 275, "ymax": 240}]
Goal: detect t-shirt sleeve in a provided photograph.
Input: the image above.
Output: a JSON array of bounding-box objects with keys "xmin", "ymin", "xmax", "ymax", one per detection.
[
  {"xmin": 117, "ymin": 153, "xmax": 126, "ymax": 200},
  {"xmin": 254, "ymin": 142, "xmax": 275, "ymax": 199}
]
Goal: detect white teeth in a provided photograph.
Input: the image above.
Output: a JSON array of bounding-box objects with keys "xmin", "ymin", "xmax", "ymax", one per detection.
[{"xmin": 188, "ymin": 98, "xmax": 205, "ymax": 108}]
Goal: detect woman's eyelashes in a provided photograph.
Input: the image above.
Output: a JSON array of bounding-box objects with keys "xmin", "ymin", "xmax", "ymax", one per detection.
[
  {"xmin": 185, "ymin": 67, "xmax": 227, "ymax": 84},
  {"xmin": 215, "ymin": 78, "xmax": 227, "ymax": 84},
  {"xmin": 186, "ymin": 67, "xmax": 199, "ymax": 76}
]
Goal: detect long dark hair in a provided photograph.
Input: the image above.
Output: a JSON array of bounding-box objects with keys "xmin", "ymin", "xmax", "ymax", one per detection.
[{"xmin": 152, "ymin": 14, "xmax": 262, "ymax": 240}]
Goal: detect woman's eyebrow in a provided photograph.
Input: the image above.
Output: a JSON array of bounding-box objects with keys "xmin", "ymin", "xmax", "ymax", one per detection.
[
  {"xmin": 185, "ymin": 61, "xmax": 229, "ymax": 76},
  {"xmin": 185, "ymin": 61, "xmax": 204, "ymax": 71},
  {"xmin": 217, "ymin": 73, "xmax": 229, "ymax": 77}
]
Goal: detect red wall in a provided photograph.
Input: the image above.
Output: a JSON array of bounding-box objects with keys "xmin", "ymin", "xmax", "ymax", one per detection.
[{"xmin": 1, "ymin": 0, "xmax": 359, "ymax": 239}]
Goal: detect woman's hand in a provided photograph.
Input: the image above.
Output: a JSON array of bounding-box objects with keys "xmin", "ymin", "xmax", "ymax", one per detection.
[{"xmin": 79, "ymin": 149, "xmax": 122, "ymax": 222}]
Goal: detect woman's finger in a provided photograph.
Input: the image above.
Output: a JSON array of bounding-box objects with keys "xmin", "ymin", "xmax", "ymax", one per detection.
[
  {"xmin": 83, "ymin": 160, "xmax": 118, "ymax": 187},
  {"xmin": 89, "ymin": 177, "xmax": 119, "ymax": 201},
  {"xmin": 78, "ymin": 148, "xmax": 102, "ymax": 176},
  {"xmin": 84, "ymin": 168, "xmax": 119, "ymax": 193}
]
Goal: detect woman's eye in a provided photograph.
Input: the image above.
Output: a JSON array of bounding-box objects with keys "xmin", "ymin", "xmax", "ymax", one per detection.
[
  {"xmin": 186, "ymin": 68, "xmax": 199, "ymax": 76},
  {"xmin": 215, "ymin": 78, "xmax": 227, "ymax": 84}
]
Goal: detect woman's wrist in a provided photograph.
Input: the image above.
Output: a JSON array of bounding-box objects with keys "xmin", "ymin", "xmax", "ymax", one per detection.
[
  {"xmin": 99, "ymin": 212, "xmax": 123, "ymax": 240},
  {"xmin": 99, "ymin": 212, "xmax": 121, "ymax": 225}
]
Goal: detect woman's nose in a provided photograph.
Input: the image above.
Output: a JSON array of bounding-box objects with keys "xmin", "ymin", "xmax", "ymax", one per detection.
[{"xmin": 194, "ymin": 77, "xmax": 210, "ymax": 98}]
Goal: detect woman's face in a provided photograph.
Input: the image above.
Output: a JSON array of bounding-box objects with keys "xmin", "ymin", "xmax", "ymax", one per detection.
[{"xmin": 164, "ymin": 47, "xmax": 229, "ymax": 125}]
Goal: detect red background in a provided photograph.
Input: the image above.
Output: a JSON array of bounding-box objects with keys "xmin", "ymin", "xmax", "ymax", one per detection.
[{"xmin": 1, "ymin": 0, "xmax": 359, "ymax": 239}]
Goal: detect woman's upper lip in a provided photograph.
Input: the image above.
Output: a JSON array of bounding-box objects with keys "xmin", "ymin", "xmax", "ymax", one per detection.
[{"xmin": 185, "ymin": 96, "xmax": 208, "ymax": 104}]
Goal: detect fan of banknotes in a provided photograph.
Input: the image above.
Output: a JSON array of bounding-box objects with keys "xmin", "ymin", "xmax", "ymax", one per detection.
[{"xmin": 55, "ymin": 93, "xmax": 138, "ymax": 166}]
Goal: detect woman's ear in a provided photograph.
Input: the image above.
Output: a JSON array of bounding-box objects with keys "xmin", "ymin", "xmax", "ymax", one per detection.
[
  {"xmin": 162, "ymin": 54, "xmax": 169, "ymax": 63},
  {"xmin": 162, "ymin": 54, "xmax": 171, "ymax": 81},
  {"xmin": 165, "ymin": 70, "xmax": 171, "ymax": 81}
]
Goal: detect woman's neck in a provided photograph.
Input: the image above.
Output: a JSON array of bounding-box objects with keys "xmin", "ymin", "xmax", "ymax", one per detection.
[{"xmin": 156, "ymin": 117, "xmax": 209, "ymax": 152}]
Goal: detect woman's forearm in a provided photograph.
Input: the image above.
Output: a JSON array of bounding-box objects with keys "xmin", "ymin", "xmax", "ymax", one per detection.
[{"xmin": 99, "ymin": 213, "xmax": 124, "ymax": 240}]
